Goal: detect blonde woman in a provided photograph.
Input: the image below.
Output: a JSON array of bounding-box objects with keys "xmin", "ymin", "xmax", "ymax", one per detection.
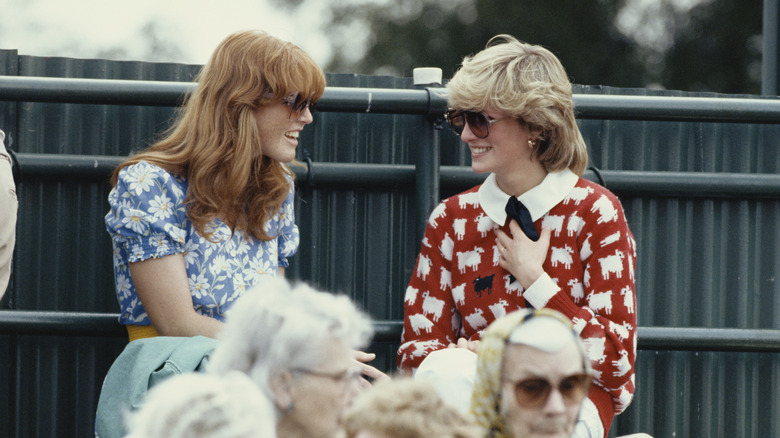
[{"xmin": 398, "ymin": 35, "xmax": 637, "ymax": 437}]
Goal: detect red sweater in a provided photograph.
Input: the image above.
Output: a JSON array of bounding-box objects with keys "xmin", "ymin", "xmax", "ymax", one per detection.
[{"xmin": 397, "ymin": 170, "xmax": 637, "ymax": 432}]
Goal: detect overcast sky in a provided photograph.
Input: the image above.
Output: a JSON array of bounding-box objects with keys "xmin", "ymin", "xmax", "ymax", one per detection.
[
  {"xmin": 1, "ymin": 0, "xmax": 705, "ymax": 70},
  {"xmin": 0, "ymin": 0, "xmax": 334, "ymax": 66}
]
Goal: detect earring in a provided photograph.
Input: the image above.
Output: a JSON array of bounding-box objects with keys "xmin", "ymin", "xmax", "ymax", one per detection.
[{"xmin": 528, "ymin": 139, "xmax": 536, "ymax": 149}]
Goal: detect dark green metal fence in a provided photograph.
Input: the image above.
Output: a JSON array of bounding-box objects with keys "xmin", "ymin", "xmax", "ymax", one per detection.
[{"xmin": 1, "ymin": 51, "xmax": 779, "ymax": 437}]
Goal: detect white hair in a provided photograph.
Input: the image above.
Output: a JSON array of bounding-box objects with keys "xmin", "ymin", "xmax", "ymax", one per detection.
[
  {"xmin": 507, "ymin": 313, "xmax": 589, "ymax": 371},
  {"xmin": 206, "ymin": 277, "xmax": 373, "ymax": 403},
  {"xmin": 123, "ymin": 371, "xmax": 275, "ymax": 438}
]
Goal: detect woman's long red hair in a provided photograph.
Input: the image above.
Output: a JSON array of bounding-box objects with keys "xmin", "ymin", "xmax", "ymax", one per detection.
[{"xmin": 111, "ymin": 30, "xmax": 326, "ymax": 241}]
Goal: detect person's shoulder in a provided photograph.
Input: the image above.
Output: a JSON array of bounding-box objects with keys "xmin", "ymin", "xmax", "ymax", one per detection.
[
  {"xmin": 120, "ymin": 161, "xmax": 184, "ymax": 184},
  {"xmin": 569, "ymin": 177, "xmax": 624, "ymax": 205},
  {"xmin": 442, "ymin": 185, "xmax": 481, "ymax": 208}
]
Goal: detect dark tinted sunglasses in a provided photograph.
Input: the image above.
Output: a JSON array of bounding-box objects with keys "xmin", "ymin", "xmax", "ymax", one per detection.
[
  {"xmin": 445, "ymin": 109, "xmax": 509, "ymax": 139},
  {"xmin": 282, "ymin": 92, "xmax": 316, "ymax": 121},
  {"xmin": 510, "ymin": 373, "xmax": 592, "ymax": 408}
]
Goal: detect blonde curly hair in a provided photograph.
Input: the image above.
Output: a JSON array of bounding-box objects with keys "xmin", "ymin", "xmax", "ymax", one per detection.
[{"xmin": 447, "ymin": 34, "xmax": 588, "ymax": 176}]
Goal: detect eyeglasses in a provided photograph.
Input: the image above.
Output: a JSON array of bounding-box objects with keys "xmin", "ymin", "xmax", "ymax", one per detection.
[
  {"xmin": 445, "ymin": 109, "xmax": 511, "ymax": 139},
  {"xmin": 507, "ymin": 373, "xmax": 591, "ymax": 408},
  {"xmin": 282, "ymin": 92, "xmax": 316, "ymax": 121},
  {"xmin": 290, "ymin": 366, "xmax": 363, "ymax": 385}
]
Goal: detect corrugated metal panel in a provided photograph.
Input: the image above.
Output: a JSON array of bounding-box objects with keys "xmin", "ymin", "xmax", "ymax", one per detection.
[
  {"xmin": 0, "ymin": 51, "xmax": 778, "ymax": 437},
  {"xmin": 1, "ymin": 53, "xmax": 200, "ymax": 438},
  {"xmin": 573, "ymin": 85, "xmax": 780, "ymax": 436}
]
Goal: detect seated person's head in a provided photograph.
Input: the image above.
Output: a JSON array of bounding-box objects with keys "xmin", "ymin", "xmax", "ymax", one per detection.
[
  {"xmin": 470, "ymin": 308, "xmax": 591, "ymax": 438},
  {"xmin": 124, "ymin": 371, "xmax": 275, "ymax": 438},
  {"xmin": 207, "ymin": 277, "xmax": 373, "ymax": 438},
  {"xmin": 342, "ymin": 377, "xmax": 480, "ymax": 438}
]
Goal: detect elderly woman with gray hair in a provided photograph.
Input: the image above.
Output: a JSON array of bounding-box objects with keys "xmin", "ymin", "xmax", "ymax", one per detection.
[
  {"xmin": 124, "ymin": 371, "xmax": 276, "ymax": 438},
  {"xmin": 206, "ymin": 277, "xmax": 376, "ymax": 438}
]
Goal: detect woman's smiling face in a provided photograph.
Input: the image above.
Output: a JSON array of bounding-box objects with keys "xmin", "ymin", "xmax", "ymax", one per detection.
[
  {"xmin": 459, "ymin": 107, "xmax": 536, "ymax": 179},
  {"xmin": 254, "ymin": 97, "xmax": 314, "ymax": 163}
]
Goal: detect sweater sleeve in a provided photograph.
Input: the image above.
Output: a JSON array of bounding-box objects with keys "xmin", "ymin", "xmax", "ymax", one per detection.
[
  {"xmin": 397, "ymin": 202, "xmax": 458, "ymax": 372},
  {"xmin": 524, "ymin": 190, "xmax": 638, "ymax": 415}
]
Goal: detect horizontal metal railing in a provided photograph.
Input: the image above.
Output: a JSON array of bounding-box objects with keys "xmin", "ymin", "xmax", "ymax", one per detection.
[
  {"xmin": 1, "ymin": 310, "xmax": 779, "ymax": 353},
  {"xmin": 14, "ymin": 153, "xmax": 780, "ymax": 199},
  {"xmin": 2, "ymin": 75, "xmax": 779, "ymax": 356},
  {"xmin": 2, "ymin": 75, "xmax": 780, "ymax": 123}
]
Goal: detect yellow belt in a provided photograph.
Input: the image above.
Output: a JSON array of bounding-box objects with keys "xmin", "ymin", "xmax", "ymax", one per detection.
[{"xmin": 126, "ymin": 325, "xmax": 159, "ymax": 342}]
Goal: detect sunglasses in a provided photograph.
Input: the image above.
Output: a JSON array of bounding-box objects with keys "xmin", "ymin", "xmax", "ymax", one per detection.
[
  {"xmin": 509, "ymin": 373, "xmax": 592, "ymax": 408},
  {"xmin": 282, "ymin": 92, "xmax": 316, "ymax": 121},
  {"xmin": 446, "ymin": 109, "xmax": 511, "ymax": 139}
]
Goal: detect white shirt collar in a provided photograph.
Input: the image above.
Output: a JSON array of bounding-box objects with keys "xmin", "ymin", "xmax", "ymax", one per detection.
[{"xmin": 478, "ymin": 169, "xmax": 579, "ymax": 225}]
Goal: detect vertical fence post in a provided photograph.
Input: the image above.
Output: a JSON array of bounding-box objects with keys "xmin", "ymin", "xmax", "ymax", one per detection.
[
  {"xmin": 762, "ymin": 0, "xmax": 780, "ymax": 95},
  {"xmin": 413, "ymin": 68, "xmax": 445, "ymax": 241}
]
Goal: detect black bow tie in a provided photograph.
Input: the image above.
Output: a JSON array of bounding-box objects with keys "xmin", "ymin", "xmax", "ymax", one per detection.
[{"xmin": 504, "ymin": 197, "xmax": 540, "ymax": 241}]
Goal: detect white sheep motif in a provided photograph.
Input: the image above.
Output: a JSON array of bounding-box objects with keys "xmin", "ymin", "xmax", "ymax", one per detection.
[
  {"xmin": 456, "ymin": 247, "xmax": 484, "ymax": 274},
  {"xmin": 404, "ymin": 286, "xmax": 419, "ymax": 306},
  {"xmin": 504, "ymin": 274, "xmax": 524, "ymax": 295},
  {"xmin": 591, "ymin": 195, "xmax": 619, "ymax": 224},
  {"xmin": 416, "ymin": 254, "xmax": 433, "ymax": 281},
  {"xmin": 422, "ymin": 291, "xmax": 445, "ymax": 322},
  {"xmin": 453, "ymin": 218, "xmax": 467, "ymax": 240},
  {"xmin": 488, "ymin": 299, "xmax": 509, "ymax": 319},
  {"xmin": 616, "ymin": 386, "xmax": 633, "ymax": 412},
  {"xmin": 451, "ymin": 283, "xmax": 466, "ymax": 306},
  {"xmin": 567, "ymin": 214, "xmax": 585, "ymax": 237},
  {"xmin": 571, "ymin": 317, "xmax": 587, "ymax": 334},
  {"xmin": 439, "ymin": 232, "xmax": 454, "ymax": 261},
  {"xmin": 409, "ymin": 313, "xmax": 434, "ymax": 335},
  {"xmin": 550, "ymin": 245, "xmax": 575, "ymax": 269},
  {"xmin": 580, "ymin": 232, "xmax": 593, "ymax": 262},
  {"xmin": 465, "ymin": 308, "xmax": 488, "ymax": 330},
  {"xmin": 583, "ymin": 267, "xmax": 591, "ymax": 288},
  {"xmin": 620, "ymin": 286, "xmax": 634, "ymax": 314},
  {"xmin": 411, "ymin": 340, "xmax": 443, "ymax": 358},
  {"xmin": 542, "ymin": 214, "xmax": 565, "ymax": 237},
  {"xmin": 608, "ymin": 319, "xmax": 631, "ymax": 342},
  {"xmin": 428, "ymin": 203, "xmax": 447, "ymax": 228},
  {"xmin": 587, "ymin": 290, "xmax": 613, "ymax": 315},
  {"xmin": 599, "ymin": 250, "xmax": 625, "ymax": 280},
  {"xmin": 564, "ymin": 186, "xmax": 594, "ymax": 205},
  {"xmin": 475, "ymin": 213, "xmax": 497, "ymax": 237},
  {"xmin": 458, "ymin": 191, "xmax": 480, "ymax": 209},
  {"xmin": 612, "ymin": 350, "xmax": 632, "ymax": 377},
  {"xmin": 600, "ymin": 231, "xmax": 621, "ymax": 247},
  {"xmin": 568, "ymin": 278, "xmax": 585, "ymax": 300},
  {"xmin": 583, "ymin": 337, "xmax": 606, "ymax": 364},
  {"xmin": 439, "ymin": 267, "xmax": 451, "ymax": 290}
]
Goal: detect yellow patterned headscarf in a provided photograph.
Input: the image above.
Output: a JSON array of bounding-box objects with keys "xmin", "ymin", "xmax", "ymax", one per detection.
[{"xmin": 468, "ymin": 308, "xmax": 574, "ymax": 438}]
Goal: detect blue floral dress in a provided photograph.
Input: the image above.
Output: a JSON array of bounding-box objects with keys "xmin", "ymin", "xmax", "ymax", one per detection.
[{"xmin": 105, "ymin": 161, "xmax": 299, "ymax": 325}]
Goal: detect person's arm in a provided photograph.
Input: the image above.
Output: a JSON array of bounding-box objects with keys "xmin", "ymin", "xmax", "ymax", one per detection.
[
  {"xmin": 0, "ymin": 129, "xmax": 16, "ymax": 300},
  {"xmin": 277, "ymin": 178, "xmax": 298, "ymax": 278},
  {"xmin": 130, "ymin": 253, "xmax": 223, "ymax": 338},
  {"xmin": 397, "ymin": 202, "xmax": 458, "ymax": 372}
]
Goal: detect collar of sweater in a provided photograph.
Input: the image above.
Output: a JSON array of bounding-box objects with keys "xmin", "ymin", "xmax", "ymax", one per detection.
[{"xmin": 477, "ymin": 169, "xmax": 579, "ymax": 225}]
